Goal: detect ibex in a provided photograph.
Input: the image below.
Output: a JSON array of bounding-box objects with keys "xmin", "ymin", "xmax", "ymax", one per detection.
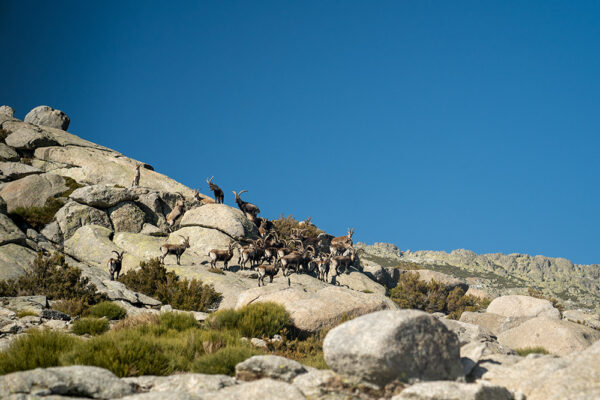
[
  {"xmin": 206, "ymin": 176, "xmax": 224, "ymax": 204},
  {"xmin": 331, "ymin": 228, "xmax": 354, "ymax": 246},
  {"xmin": 278, "ymin": 244, "xmax": 315, "ymax": 277},
  {"xmin": 131, "ymin": 164, "xmax": 141, "ymax": 187},
  {"xmin": 107, "ymin": 251, "xmax": 124, "ymax": 281},
  {"xmin": 160, "ymin": 235, "xmax": 190, "ymax": 265},
  {"xmin": 330, "ymin": 247, "xmax": 357, "ymax": 276},
  {"xmin": 166, "ymin": 198, "xmax": 185, "ymax": 231},
  {"xmin": 330, "ymin": 241, "xmax": 351, "ymax": 256},
  {"xmin": 257, "ymin": 264, "xmax": 280, "ymax": 287},
  {"xmin": 208, "ymin": 242, "xmax": 236, "ymax": 271},
  {"xmin": 232, "ymin": 190, "xmax": 260, "ymax": 219},
  {"xmin": 315, "ymin": 253, "xmax": 330, "ymax": 282}
]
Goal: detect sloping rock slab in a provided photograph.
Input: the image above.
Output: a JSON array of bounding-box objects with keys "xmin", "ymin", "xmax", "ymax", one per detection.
[
  {"xmin": 0, "ymin": 162, "xmax": 41, "ymax": 181},
  {"xmin": 0, "ymin": 214, "xmax": 26, "ymax": 246},
  {"xmin": 0, "ymin": 143, "xmax": 19, "ymax": 162},
  {"xmin": 0, "ymin": 296, "xmax": 47, "ymax": 313},
  {"xmin": 5, "ymin": 125, "xmax": 59, "ymax": 150},
  {"xmin": 55, "ymin": 201, "xmax": 112, "ymax": 240},
  {"xmin": 497, "ymin": 316, "xmax": 600, "ymax": 356},
  {"xmin": 459, "ymin": 311, "xmax": 529, "ymax": 336},
  {"xmin": 393, "ymin": 381, "xmax": 514, "ymax": 400},
  {"xmin": 0, "ymin": 366, "xmax": 133, "ymax": 399},
  {"xmin": 179, "ymin": 204, "xmax": 258, "ymax": 238},
  {"xmin": 70, "ymin": 184, "xmax": 138, "ymax": 208},
  {"xmin": 0, "ymin": 173, "xmax": 68, "ymax": 212},
  {"xmin": 24, "ymin": 105, "xmax": 70, "ymax": 130},
  {"xmin": 0, "ymin": 244, "xmax": 37, "ymax": 281},
  {"xmin": 236, "ymin": 285, "xmax": 398, "ymax": 333},
  {"xmin": 124, "ymin": 373, "xmax": 236, "ymax": 395},
  {"xmin": 196, "ymin": 378, "xmax": 306, "ymax": 400},
  {"xmin": 486, "ymin": 295, "xmax": 560, "ymax": 319},
  {"xmin": 235, "ymin": 355, "xmax": 307, "ymax": 382}
]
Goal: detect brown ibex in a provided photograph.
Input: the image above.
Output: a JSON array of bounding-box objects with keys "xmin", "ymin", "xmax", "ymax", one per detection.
[
  {"xmin": 278, "ymin": 244, "xmax": 315, "ymax": 277},
  {"xmin": 232, "ymin": 190, "xmax": 260, "ymax": 219},
  {"xmin": 107, "ymin": 251, "xmax": 124, "ymax": 281},
  {"xmin": 208, "ymin": 242, "xmax": 236, "ymax": 270},
  {"xmin": 315, "ymin": 253, "xmax": 330, "ymax": 282},
  {"xmin": 257, "ymin": 264, "xmax": 280, "ymax": 287},
  {"xmin": 166, "ymin": 198, "xmax": 185, "ymax": 231},
  {"xmin": 331, "ymin": 228, "xmax": 354, "ymax": 246},
  {"xmin": 206, "ymin": 176, "xmax": 224, "ymax": 204},
  {"xmin": 160, "ymin": 235, "xmax": 190, "ymax": 265},
  {"xmin": 330, "ymin": 247, "xmax": 357, "ymax": 276}
]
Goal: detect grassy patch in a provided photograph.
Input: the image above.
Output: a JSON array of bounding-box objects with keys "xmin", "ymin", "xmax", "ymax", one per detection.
[
  {"xmin": 16, "ymin": 310, "xmax": 38, "ymax": 318},
  {"xmin": 515, "ymin": 346, "xmax": 550, "ymax": 356},
  {"xmin": 0, "ymin": 252, "xmax": 106, "ymax": 310},
  {"xmin": 119, "ymin": 258, "xmax": 221, "ymax": 312},
  {"xmin": 10, "ymin": 197, "xmax": 65, "ymax": 230},
  {"xmin": 0, "ymin": 329, "xmax": 82, "ymax": 374},
  {"xmin": 72, "ymin": 317, "xmax": 110, "ymax": 336},
  {"xmin": 87, "ymin": 301, "xmax": 127, "ymax": 320},
  {"xmin": 388, "ymin": 272, "xmax": 489, "ymax": 319},
  {"xmin": 192, "ymin": 346, "xmax": 261, "ymax": 375}
]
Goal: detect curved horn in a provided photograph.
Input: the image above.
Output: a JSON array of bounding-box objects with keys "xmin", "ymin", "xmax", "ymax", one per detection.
[
  {"xmin": 238, "ymin": 190, "xmax": 247, "ymax": 196},
  {"xmin": 119, "ymin": 251, "xmax": 125, "ymax": 258},
  {"xmin": 112, "ymin": 250, "xmax": 120, "ymax": 257},
  {"xmin": 232, "ymin": 191, "xmax": 237, "ymax": 199}
]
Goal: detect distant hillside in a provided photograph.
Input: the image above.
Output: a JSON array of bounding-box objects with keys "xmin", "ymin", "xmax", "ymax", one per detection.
[{"xmin": 356, "ymin": 242, "xmax": 600, "ymax": 310}]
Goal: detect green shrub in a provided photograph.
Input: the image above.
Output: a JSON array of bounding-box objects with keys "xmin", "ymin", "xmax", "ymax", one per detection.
[
  {"xmin": 87, "ymin": 301, "xmax": 127, "ymax": 320},
  {"xmin": 154, "ymin": 312, "xmax": 198, "ymax": 334},
  {"xmin": 0, "ymin": 329, "xmax": 81, "ymax": 374},
  {"xmin": 16, "ymin": 310, "xmax": 39, "ymax": 318},
  {"xmin": 207, "ymin": 302, "xmax": 291, "ymax": 338},
  {"xmin": 62, "ymin": 330, "xmax": 171, "ymax": 377},
  {"xmin": 388, "ymin": 272, "xmax": 488, "ymax": 319},
  {"xmin": 192, "ymin": 345, "xmax": 262, "ymax": 376},
  {"xmin": 119, "ymin": 258, "xmax": 221, "ymax": 312},
  {"xmin": 52, "ymin": 298, "xmax": 88, "ymax": 317},
  {"xmin": 0, "ymin": 252, "xmax": 106, "ymax": 309},
  {"xmin": 11, "ymin": 198, "xmax": 65, "ymax": 230},
  {"xmin": 198, "ymin": 329, "xmax": 241, "ymax": 354},
  {"xmin": 72, "ymin": 317, "xmax": 110, "ymax": 336},
  {"xmin": 515, "ymin": 346, "xmax": 550, "ymax": 356},
  {"xmin": 272, "ymin": 214, "xmax": 322, "ymax": 242}
]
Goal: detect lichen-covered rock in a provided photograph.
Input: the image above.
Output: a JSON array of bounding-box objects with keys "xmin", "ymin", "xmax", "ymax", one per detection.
[
  {"xmin": 197, "ymin": 378, "xmax": 307, "ymax": 400},
  {"xmin": 0, "ymin": 296, "xmax": 47, "ymax": 314},
  {"xmin": 497, "ymin": 316, "xmax": 600, "ymax": 355},
  {"xmin": 235, "ymin": 355, "xmax": 307, "ymax": 382},
  {"xmin": 393, "ymin": 381, "xmax": 514, "ymax": 400},
  {"xmin": 459, "ymin": 311, "xmax": 529, "ymax": 336},
  {"xmin": 109, "ymin": 201, "xmax": 146, "ymax": 233},
  {"xmin": 5, "ymin": 125, "xmax": 59, "ymax": 150},
  {"xmin": 0, "ymin": 162, "xmax": 41, "ymax": 182},
  {"xmin": 323, "ymin": 310, "xmax": 464, "ymax": 386},
  {"xmin": 0, "ymin": 143, "xmax": 19, "ymax": 162},
  {"xmin": 40, "ymin": 221, "xmax": 63, "ymax": 243},
  {"xmin": 179, "ymin": 203, "xmax": 258, "ymax": 238},
  {"xmin": 437, "ymin": 318, "xmax": 497, "ymax": 346},
  {"xmin": 124, "ymin": 373, "xmax": 236, "ymax": 395},
  {"xmin": 0, "ymin": 244, "xmax": 37, "ymax": 281},
  {"xmin": 55, "ymin": 201, "xmax": 112, "ymax": 240},
  {"xmin": 291, "ymin": 369, "xmax": 338, "ymax": 398},
  {"xmin": 236, "ymin": 285, "xmax": 398, "ymax": 333},
  {"xmin": 486, "ymin": 295, "xmax": 560, "ymax": 320},
  {"xmin": 0, "ymin": 366, "xmax": 133, "ymax": 398},
  {"xmin": 24, "ymin": 105, "xmax": 70, "ymax": 130},
  {"xmin": 0, "ymin": 214, "xmax": 26, "ymax": 246},
  {"xmin": 70, "ymin": 184, "xmax": 138, "ymax": 208},
  {"xmin": 562, "ymin": 309, "xmax": 600, "ymax": 330},
  {"xmin": 0, "ymin": 173, "xmax": 68, "ymax": 213}
]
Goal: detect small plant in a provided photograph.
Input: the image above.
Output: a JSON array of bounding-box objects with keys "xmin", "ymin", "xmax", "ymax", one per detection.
[
  {"xmin": 61, "ymin": 176, "xmax": 84, "ymax": 197},
  {"xmin": 0, "ymin": 329, "xmax": 81, "ymax": 374},
  {"xmin": 515, "ymin": 346, "xmax": 550, "ymax": 356},
  {"xmin": 87, "ymin": 301, "xmax": 127, "ymax": 320},
  {"xmin": 207, "ymin": 302, "xmax": 291, "ymax": 338},
  {"xmin": 191, "ymin": 345, "xmax": 262, "ymax": 376},
  {"xmin": 119, "ymin": 258, "xmax": 221, "ymax": 312},
  {"xmin": 361, "ymin": 289, "xmax": 374, "ymax": 294},
  {"xmin": 0, "ymin": 252, "xmax": 106, "ymax": 309},
  {"xmin": 16, "ymin": 310, "xmax": 39, "ymax": 318},
  {"xmin": 72, "ymin": 317, "xmax": 110, "ymax": 336}
]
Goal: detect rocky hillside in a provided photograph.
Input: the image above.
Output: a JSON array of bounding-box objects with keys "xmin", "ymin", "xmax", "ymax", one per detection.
[{"xmin": 357, "ymin": 242, "xmax": 600, "ymax": 310}]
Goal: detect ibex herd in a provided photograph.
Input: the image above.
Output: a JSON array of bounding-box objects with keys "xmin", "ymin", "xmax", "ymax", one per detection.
[{"xmin": 109, "ymin": 173, "xmax": 360, "ymax": 288}]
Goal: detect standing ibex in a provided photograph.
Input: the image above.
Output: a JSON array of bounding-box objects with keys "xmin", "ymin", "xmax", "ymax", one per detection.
[
  {"xmin": 331, "ymin": 228, "xmax": 354, "ymax": 246},
  {"xmin": 166, "ymin": 198, "xmax": 185, "ymax": 231},
  {"xmin": 107, "ymin": 251, "xmax": 124, "ymax": 281},
  {"xmin": 206, "ymin": 176, "xmax": 224, "ymax": 204},
  {"xmin": 257, "ymin": 264, "xmax": 280, "ymax": 287},
  {"xmin": 160, "ymin": 236, "xmax": 190, "ymax": 265},
  {"xmin": 208, "ymin": 242, "xmax": 236, "ymax": 271},
  {"xmin": 330, "ymin": 247, "xmax": 357, "ymax": 276},
  {"xmin": 131, "ymin": 164, "xmax": 141, "ymax": 187},
  {"xmin": 232, "ymin": 190, "xmax": 260, "ymax": 219}
]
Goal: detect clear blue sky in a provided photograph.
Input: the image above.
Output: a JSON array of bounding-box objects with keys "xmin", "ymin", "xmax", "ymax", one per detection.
[{"xmin": 2, "ymin": 1, "xmax": 600, "ymax": 264}]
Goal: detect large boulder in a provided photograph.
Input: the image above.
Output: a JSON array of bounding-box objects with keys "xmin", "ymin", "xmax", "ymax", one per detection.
[
  {"xmin": 291, "ymin": 369, "xmax": 338, "ymax": 398},
  {"xmin": 24, "ymin": 105, "xmax": 70, "ymax": 130},
  {"xmin": 0, "ymin": 162, "xmax": 41, "ymax": 181},
  {"xmin": 55, "ymin": 201, "xmax": 112, "ymax": 240},
  {"xmin": 437, "ymin": 318, "xmax": 497, "ymax": 346},
  {"xmin": 179, "ymin": 204, "xmax": 258, "ymax": 239},
  {"xmin": 0, "ymin": 296, "xmax": 47, "ymax": 314},
  {"xmin": 486, "ymin": 295, "xmax": 561, "ymax": 319},
  {"xmin": 0, "ymin": 244, "xmax": 37, "ymax": 280},
  {"xmin": 332, "ymin": 269, "xmax": 387, "ymax": 295},
  {"xmin": 0, "ymin": 173, "xmax": 68, "ymax": 213},
  {"xmin": 112, "ymin": 232, "xmax": 166, "ymax": 269},
  {"xmin": 0, "ymin": 366, "xmax": 133, "ymax": 399},
  {"xmin": 167, "ymin": 226, "xmax": 232, "ymax": 264},
  {"xmin": 459, "ymin": 311, "xmax": 529, "ymax": 336},
  {"xmin": 323, "ymin": 310, "xmax": 464, "ymax": 386},
  {"xmin": 196, "ymin": 378, "xmax": 306, "ymax": 400},
  {"xmin": 0, "ymin": 144, "xmax": 19, "ymax": 162},
  {"xmin": 69, "ymin": 184, "xmax": 138, "ymax": 208},
  {"xmin": 236, "ymin": 285, "xmax": 398, "ymax": 333},
  {"xmin": 0, "ymin": 105, "xmax": 15, "ymax": 118},
  {"xmin": 392, "ymin": 381, "xmax": 515, "ymax": 400},
  {"xmin": 5, "ymin": 125, "xmax": 59, "ymax": 150},
  {"xmin": 497, "ymin": 316, "xmax": 600, "ymax": 355},
  {"xmin": 109, "ymin": 201, "xmax": 146, "ymax": 233},
  {"xmin": 235, "ymin": 355, "xmax": 307, "ymax": 382}
]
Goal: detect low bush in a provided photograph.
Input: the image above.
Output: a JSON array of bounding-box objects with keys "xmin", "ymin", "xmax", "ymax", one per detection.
[
  {"xmin": 208, "ymin": 302, "xmax": 291, "ymax": 338},
  {"xmin": 0, "ymin": 329, "xmax": 81, "ymax": 374},
  {"xmin": 119, "ymin": 258, "xmax": 221, "ymax": 312},
  {"xmin": 153, "ymin": 312, "xmax": 198, "ymax": 334},
  {"xmin": 515, "ymin": 346, "xmax": 550, "ymax": 356},
  {"xmin": 192, "ymin": 345, "xmax": 262, "ymax": 375},
  {"xmin": 272, "ymin": 214, "xmax": 322, "ymax": 242},
  {"xmin": 388, "ymin": 272, "xmax": 488, "ymax": 319},
  {"xmin": 11, "ymin": 198, "xmax": 65, "ymax": 230},
  {"xmin": 87, "ymin": 301, "xmax": 127, "ymax": 320},
  {"xmin": 52, "ymin": 299, "xmax": 88, "ymax": 317},
  {"xmin": 112, "ymin": 313, "xmax": 159, "ymax": 331},
  {"xmin": 0, "ymin": 252, "xmax": 106, "ymax": 310},
  {"xmin": 72, "ymin": 317, "xmax": 110, "ymax": 336}
]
